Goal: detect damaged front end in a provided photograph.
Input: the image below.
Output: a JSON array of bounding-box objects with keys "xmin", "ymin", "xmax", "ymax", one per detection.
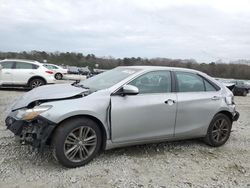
[
  {"xmin": 6, "ymin": 114, "xmax": 56, "ymax": 151},
  {"xmin": 5, "ymin": 105, "xmax": 57, "ymax": 150},
  {"xmin": 5, "ymin": 84, "xmax": 90, "ymax": 150},
  {"xmin": 5, "ymin": 104, "xmax": 57, "ymax": 150}
]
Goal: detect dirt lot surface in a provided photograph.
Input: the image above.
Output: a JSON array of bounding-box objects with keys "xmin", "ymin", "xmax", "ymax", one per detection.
[{"xmin": 0, "ymin": 89, "xmax": 249, "ymax": 188}]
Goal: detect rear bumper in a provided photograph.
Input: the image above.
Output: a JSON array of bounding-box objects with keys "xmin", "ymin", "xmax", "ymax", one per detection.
[
  {"xmin": 5, "ymin": 115, "xmax": 56, "ymax": 150},
  {"xmin": 233, "ymin": 111, "xmax": 240, "ymax": 121}
]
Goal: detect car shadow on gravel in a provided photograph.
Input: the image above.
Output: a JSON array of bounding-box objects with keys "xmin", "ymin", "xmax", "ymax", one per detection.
[
  {"xmin": 0, "ymin": 88, "xmax": 29, "ymax": 92},
  {"xmin": 102, "ymin": 139, "xmax": 210, "ymax": 158}
]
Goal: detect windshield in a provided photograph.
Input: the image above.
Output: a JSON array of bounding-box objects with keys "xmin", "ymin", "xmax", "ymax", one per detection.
[{"xmin": 80, "ymin": 67, "xmax": 141, "ymax": 90}]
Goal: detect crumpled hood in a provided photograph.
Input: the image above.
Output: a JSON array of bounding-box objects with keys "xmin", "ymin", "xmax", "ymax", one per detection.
[{"xmin": 11, "ymin": 84, "xmax": 87, "ymax": 110}]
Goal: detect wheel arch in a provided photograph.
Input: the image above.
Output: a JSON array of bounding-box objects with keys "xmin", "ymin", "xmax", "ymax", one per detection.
[
  {"xmin": 49, "ymin": 114, "xmax": 107, "ymax": 151},
  {"xmin": 204, "ymin": 110, "xmax": 233, "ymax": 147},
  {"xmin": 215, "ymin": 110, "xmax": 233, "ymax": 122},
  {"xmin": 28, "ymin": 76, "xmax": 47, "ymax": 85},
  {"xmin": 55, "ymin": 72, "xmax": 62, "ymax": 75},
  {"xmin": 55, "ymin": 72, "xmax": 63, "ymax": 80}
]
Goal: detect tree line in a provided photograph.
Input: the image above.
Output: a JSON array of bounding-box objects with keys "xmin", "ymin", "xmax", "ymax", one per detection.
[{"xmin": 0, "ymin": 51, "xmax": 250, "ymax": 80}]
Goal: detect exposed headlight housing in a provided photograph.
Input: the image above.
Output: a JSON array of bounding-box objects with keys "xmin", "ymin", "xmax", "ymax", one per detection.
[{"xmin": 16, "ymin": 105, "xmax": 52, "ymax": 121}]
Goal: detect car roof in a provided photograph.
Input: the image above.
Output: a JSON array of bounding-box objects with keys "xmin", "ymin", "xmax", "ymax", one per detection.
[
  {"xmin": 44, "ymin": 63, "xmax": 58, "ymax": 66},
  {"xmin": 0, "ymin": 59, "xmax": 42, "ymax": 65},
  {"xmin": 119, "ymin": 66, "xmax": 203, "ymax": 74}
]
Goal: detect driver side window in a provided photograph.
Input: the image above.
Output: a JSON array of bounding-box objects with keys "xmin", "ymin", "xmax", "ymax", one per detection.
[{"xmin": 129, "ymin": 71, "xmax": 171, "ymax": 94}]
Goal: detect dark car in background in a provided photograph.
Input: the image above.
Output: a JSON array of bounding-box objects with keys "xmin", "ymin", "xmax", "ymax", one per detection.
[
  {"xmin": 66, "ymin": 66, "xmax": 107, "ymax": 78},
  {"xmin": 218, "ymin": 79, "xmax": 250, "ymax": 96},
  {"xmin": 67, "ymin": 66, "xmax": 80, "ymax": 74},
  {"xmin": 231, "ymin": 80, "xmax": 250, "ymax": 96}
]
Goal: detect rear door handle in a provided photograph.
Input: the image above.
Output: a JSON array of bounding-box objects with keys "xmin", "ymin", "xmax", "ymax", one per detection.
[
  {"xmin": 164, "ymin": 99, "xmax": 176, "ymax": 105},
  {"xmin": 211, "ymin": 96, "xmax": 220, "ymax": 100},
  {"xmin": 4, "ymin": 72, "xmax": 11, "ymax": 74}
]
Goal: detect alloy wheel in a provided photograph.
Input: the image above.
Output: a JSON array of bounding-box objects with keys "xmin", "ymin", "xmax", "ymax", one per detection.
[
  {"xmin": 31, "ymin": 80, "xmax": 43, "ymax": 88},
  {"xmin": 212, "ymin": 118, "xmax": 230, "ymax": 143},
  {"xmin": 55, "ymin": 73, "xmax": 62, "ymax": 80},
  {"xmin": 63, "ymin": 126, "xmax": 97, "ymax": 163}
]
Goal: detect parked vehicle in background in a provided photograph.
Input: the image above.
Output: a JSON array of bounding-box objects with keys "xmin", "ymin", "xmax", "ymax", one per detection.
[
  {"xmin": 66, "ymin": 66, "xmax": 107, "ymax": 78},
  {"xmin": 218, "ymin": 79, "xmax": 250, "ymax": 96},
  {"xmin": 78, "ymin": 67, "xmax": 91, "ymax": 75},
  {"xmin": 216, "ymin": 78, "xmax": 235, "ymax": 91},
  {"xmin": 67, "ymin": 66, "xmax": 80, "ymax": 74},
  {"xmin": 231, "ymin": 80, "xmax": 250, "ymax": 96},
  {"xmin": 88, "ymin": 68, "xmax": 107, "ymax": 78},
  {"xmin": 5, "ymin": 66, "xmax": 239, "ymax": 168},
  {"xmin": 0, "ymin": 59, "xmax": 56, "ymax": 89},
  {"xmin": 43, "ymin": 64, "xmax": 68, "ymax": 80},
  {"xmin": 93, "ymin": 68, "xmax": 106, "ymax": 74}
]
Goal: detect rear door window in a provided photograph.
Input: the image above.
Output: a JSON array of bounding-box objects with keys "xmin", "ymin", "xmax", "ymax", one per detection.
[
  {"xmin": 176, "ymin": 72, "xmax": 205, "ymax": 92},
  {"xmin": 15, "ymin": 62, "xmax": 36, "ymax": 69}
]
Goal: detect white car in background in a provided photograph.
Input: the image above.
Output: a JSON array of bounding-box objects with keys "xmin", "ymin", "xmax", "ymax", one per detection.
[
  {"xmin": 43, "ymin": 64, "xmax": 68, "ymax": 80},
  {"xmin": 0, "ymin": 59, "xmax": 56, "ymax": 89}
]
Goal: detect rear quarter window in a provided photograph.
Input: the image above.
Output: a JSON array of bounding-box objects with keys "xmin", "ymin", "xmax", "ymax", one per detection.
[
  {"xmin": 32, "ymin": 64, "xmax": 39, "ymax": 69},
  {"xmin": 204, "ymin": 79, "xmax": 217, "ymax": 91}
]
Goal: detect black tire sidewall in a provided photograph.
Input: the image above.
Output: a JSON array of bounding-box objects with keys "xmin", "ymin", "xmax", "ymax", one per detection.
[
  {"xmin": 29, "ymin": 78, "xmax": 45, "ymax": 89},
  {"xmin": 52, "ymin": 118, "xmax": 102, "ymax": 168},
  {"xmin": 55, "ymin": 73, "xmax": 63, "ymax": 80},
  {"xmin": 205, "ymin": 114, "xmax": 232, "ymax": 147}
]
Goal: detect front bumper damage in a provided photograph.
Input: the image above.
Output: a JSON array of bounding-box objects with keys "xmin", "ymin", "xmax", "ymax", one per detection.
[{"xmin": 5, "ymin": 115, "xmax": 56, "ymax": 151}]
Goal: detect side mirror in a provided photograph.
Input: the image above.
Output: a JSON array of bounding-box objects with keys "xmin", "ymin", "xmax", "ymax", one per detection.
[
  {"xmin": 0, "ymin": 65, "xmax": 2, "ymax": 70},
  {"xmin": 121, "ymin": 84, "xmax": 139, "ymax": 95}
]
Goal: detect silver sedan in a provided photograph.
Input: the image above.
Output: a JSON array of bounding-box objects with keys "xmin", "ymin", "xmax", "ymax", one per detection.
[{"xmin": 5, "ymin": 66, "xmax": 239, "ymax": 168}]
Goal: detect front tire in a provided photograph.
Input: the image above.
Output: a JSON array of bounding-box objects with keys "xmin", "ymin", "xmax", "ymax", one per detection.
[
  {"xmin": 204, "ymin": 114, "xmax": 232, "ymax": 147},
  {"xmin": 52, "ymin": 117, "xmax": 102, "ymax": 168}
]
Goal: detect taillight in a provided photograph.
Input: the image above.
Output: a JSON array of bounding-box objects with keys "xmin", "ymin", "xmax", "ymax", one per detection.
[
  {"xmin": 225, "ymin": 95, "xmax": 234, "ymax": 105},
  {"xmin": 45, "ymin": 70, "xmax": 54, "ymax": 74}
]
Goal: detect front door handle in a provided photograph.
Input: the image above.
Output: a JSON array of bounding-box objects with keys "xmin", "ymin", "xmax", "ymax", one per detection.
[
  {"xmin": 4, "ymin": 72, "xmax": 11, "ymax": 74},
  {"xmin": 211, "ymin": 96, "xmax": 220, "ymax": 100},
  {"xmin": 164, "ymin": 99, "xmax": 176, "ymax": 105}
]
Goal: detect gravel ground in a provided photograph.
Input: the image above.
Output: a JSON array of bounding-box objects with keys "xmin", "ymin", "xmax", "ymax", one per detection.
[{"xmin": 0, "ymin": 89, "xmax": 250, "ymax": 188}]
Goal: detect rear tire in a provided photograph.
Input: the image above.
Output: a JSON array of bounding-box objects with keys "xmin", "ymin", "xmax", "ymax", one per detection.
[
  {"xmin": 52, "ymin": 117, "xmax": 102, "ymax": 168},
  {"xmin": 29, "ymin": 78, "xmax": 45, "ymax": 89},
  {"xmin": 204, "ymin": 114, "xmax": 232, "ymax": 147},
  {"xmin": 55, "ymin": 73, "xmax": 63, "ymax": 80}
]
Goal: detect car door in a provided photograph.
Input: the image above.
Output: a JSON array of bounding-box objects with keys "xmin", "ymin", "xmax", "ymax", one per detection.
[
  {"xmin": 174, "ymin": 71, "xmax": 222, "ymax": 137},
  {"xmin": 11, "ymin": 62, "xmax": 38, "ymax": 85},
  {"xmin": 111, "ymin": 70, "xmax": 177, "ymax": 143},
  {"xmin": 0, "ymin": 61, "xmax": 15, "ymax": 85}
]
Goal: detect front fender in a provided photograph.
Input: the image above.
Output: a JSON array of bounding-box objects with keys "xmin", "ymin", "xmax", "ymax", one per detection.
[{"xmin": 39, "ymin": 91, "xmax": 111, "ymax": 138}]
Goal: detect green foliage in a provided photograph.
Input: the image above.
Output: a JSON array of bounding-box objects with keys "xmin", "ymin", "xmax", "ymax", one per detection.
[{"xmin": 0, "ymin": 51, "xmax": 250, "ymax": 79}]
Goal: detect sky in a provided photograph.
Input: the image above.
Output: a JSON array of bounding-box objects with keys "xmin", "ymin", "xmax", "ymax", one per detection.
[{"xmin": 0, "ymin": 0, "xmax": 250, "ymax": 62}]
